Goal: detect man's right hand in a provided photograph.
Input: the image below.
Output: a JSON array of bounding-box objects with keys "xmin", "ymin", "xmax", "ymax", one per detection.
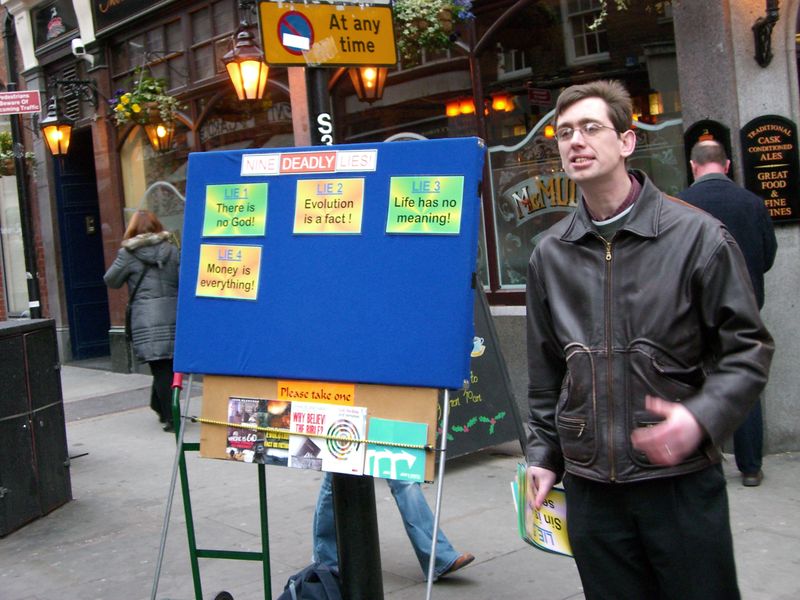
[{"xmin": 526, "ymin": 465, "xmax": 557, "ymax": 509}]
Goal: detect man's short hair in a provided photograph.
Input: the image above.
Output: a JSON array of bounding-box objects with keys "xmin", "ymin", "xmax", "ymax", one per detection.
[
  {"xmin": 690, "ymin": 140, "xmax": 728, "ymax": 166},
  {"xmin": 554, "ymin": 79, "xmax": 633, "ymax": 133}
]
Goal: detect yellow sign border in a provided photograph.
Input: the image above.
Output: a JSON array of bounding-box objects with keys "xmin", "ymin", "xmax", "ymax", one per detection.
[{"xmin": 259, "ymin": 1, "xmax": 397, "ymax": 66}]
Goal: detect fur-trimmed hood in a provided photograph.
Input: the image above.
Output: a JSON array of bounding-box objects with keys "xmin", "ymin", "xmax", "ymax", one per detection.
[{"xmin": 121, "ymin": 231, "xmax": 175, "ymax": 267}]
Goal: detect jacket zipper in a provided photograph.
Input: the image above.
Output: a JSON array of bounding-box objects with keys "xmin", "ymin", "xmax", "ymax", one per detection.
[{"xmin": 603, "ymin": 236, "xmax": 616, "ymax": 481}]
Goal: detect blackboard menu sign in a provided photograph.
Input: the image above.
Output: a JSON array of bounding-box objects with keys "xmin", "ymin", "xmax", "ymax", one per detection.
[
  {"xmin": 438, "ymin": 287, "xmax": 526, "ymax": 460},
  {"xmin": 684, "ymin": 120, "xmax": 732, "ymax": 185},
  {"xmin": 741, "ymin": 115, "xmax": 800, "ymax": 223}
]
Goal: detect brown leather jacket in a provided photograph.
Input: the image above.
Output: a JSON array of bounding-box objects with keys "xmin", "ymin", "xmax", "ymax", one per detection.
[{"xmin": 525, "ymin": 171, "xmax": 774, "ymax": 483}]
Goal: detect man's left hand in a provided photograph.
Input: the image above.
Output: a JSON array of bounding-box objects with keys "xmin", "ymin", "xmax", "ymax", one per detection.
[{"xmin": 630, "ymin": 395, "xmax": 704, "ymax": 466}]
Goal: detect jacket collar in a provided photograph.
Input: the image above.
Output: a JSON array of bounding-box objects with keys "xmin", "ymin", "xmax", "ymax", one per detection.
[
  {"xmin": 561, "ymin": 170, "xmax": 662, "ymax": 242},
  {"xmin": 691, "ymin": 172, "xmax": 730, "ymax": 186}
]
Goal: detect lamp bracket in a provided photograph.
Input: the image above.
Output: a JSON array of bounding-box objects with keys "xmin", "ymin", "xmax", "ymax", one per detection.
[
  {"xmin": 753, "ymin": 1, "xmax": 780, "ymax": 68},
  {"xmin": 52, "ymin": 78, "xmax": 98, "ymax": 109},
  {"xmin": 237, "ymin": 0, "xmax": 258, "ymax": 27}
]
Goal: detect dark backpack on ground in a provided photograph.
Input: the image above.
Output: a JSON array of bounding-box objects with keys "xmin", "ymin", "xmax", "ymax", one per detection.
[{"xmin": 276, "ymin": 562, "xmax": 343, "ymax": 600}]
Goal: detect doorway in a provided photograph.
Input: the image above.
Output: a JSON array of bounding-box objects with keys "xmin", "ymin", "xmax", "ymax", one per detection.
[{"xmin": 53, "ymin": 129, "xmax": 110, "ymax": 359}]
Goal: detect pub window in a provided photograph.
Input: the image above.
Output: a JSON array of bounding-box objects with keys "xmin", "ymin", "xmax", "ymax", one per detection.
[
  {"xmin": 111, "ymin": 19, "xmax": 187, "ymax": 93},
  {"xmin": 396, "ymin": 46, "xmax": 458, "ymax": 71},
  {"xmin": 189, "ymin": 0, "xmax": 237, "ymax": 82},
  {"xmin": 497, "ymin": 44, "xmax": 531, "ymax": 81},
  {"xmin": 0, "ymin": 118, "xmax": 28, "ymax": 316},
  {"xmin": 561, "ymin": 0, "xmax": 609, "ymax": 65}
]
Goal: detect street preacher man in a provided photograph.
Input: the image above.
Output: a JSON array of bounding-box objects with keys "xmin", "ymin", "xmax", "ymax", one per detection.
[{"xmin": 524, "ymin": 79, "xmax": 774, "ymax": 600}]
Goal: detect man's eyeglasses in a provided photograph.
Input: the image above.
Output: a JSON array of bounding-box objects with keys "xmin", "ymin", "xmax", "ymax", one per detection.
[{"xmin": 554, "ymin": 122, "xmax": 619, "ymax": 143}]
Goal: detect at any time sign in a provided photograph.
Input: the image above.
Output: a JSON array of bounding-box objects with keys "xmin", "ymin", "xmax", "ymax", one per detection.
[{"xmin": 258, "ymin": 0, "xmax": 396, "ymax": 66}]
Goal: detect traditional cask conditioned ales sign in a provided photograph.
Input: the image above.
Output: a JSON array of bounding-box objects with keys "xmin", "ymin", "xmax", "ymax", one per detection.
[{"xmin": 741, "ymin": 115, "xmax": 800, "ymax": 223}]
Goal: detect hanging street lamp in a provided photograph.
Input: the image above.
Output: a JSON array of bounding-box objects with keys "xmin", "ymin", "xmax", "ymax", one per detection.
[
  {"xmin": 224, "ymin": 0, "xmax": 269, "ymax": 101},
  {"xmin": 143, "ymin": 121, "xmax": 175, "ymax": 153},
  {"xmin": 348, "ymin": 66, "xmax": 388, "ymax": 104},
  {"xmin": 39, "ymin": 97, "xmax": 74, "ymax": 156}
]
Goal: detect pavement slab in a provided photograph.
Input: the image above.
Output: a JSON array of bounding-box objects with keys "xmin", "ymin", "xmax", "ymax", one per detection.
[{"xmin": 0, "ymin": 367, "xmax": 797, "ymax": 600}]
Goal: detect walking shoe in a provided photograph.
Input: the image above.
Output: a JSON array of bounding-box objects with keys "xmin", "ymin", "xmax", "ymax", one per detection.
[
  {"xmin": 742, "ymin": 470, "xmax": 763, "ymax": 487},
  {"xmin": 440, "ymin": 553, "xmax": 475, "ymax": 578}
]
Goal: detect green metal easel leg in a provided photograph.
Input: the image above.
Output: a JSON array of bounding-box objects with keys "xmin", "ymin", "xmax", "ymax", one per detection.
[
  {"xmin": 178, "ymin": 443, "xmax": 204, "ymax": 600},
  {"xmin": 171, "ymin": 376, "xmax": 204, "ymax": 600},
  {"xmin": 167, "ymin": 374, "xmax": 273, "ymax": 600}
]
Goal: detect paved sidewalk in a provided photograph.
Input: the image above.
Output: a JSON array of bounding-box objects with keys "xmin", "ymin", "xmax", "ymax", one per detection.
[{"xmin": 0, "ymin": 366, "xmax": 798, "ymax": 600}]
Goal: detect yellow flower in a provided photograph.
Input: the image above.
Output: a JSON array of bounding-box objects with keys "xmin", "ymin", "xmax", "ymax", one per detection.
[
  {"xmin": 132, "ymin": 104, "xmax": 141, "ymax": 113},
  {"xmin": 115, "ymin": 104, "xmax": 125, "ymax": 112},
  {"xmin": 120, "ymin": 94, "xmax": 131, "ymax": 105}
]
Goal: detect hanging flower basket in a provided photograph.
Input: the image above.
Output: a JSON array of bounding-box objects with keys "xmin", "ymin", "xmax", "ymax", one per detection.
[
  {"xmin": 393, "ymin": 0, "xmax": 474, "ymax": 64},
  {"xmin": 108, "ymin": 68, "xmax": 183, "ymax": 127},
  {"xmin": 437, "ymin": 8, "xmax": 454, "ymax": 33}
]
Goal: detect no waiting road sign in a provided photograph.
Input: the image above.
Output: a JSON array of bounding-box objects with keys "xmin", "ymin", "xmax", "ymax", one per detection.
[
  {"xmin": 278, "ymin": 11, "xmax": 314, "ymax": 55},
  {"xmin": 0, "ymin": 91, "xmax": 42, "ymax": 115},
  {"xmin": 259, "ymin": 1, "xmax": 396, "ymax": 67}
]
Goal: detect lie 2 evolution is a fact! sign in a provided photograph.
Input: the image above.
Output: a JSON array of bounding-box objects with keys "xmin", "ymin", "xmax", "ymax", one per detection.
[{"xmin": 174, "ymin": 138, "xmax": 486, "ymax": 390}]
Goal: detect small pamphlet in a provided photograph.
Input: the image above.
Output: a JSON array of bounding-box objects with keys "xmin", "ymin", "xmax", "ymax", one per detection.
[
  {"xmin": 288, "ymin": 402, "xmax": 368, "ymax": 475},
  {"xmin": 365, "ymin": 417, "xmax": 428, "ymax": 482},
  {"xmin": 512, "ymin": 462, "xmax": 572, "ymax": 557},
  {"xmin": 226, "ymin": 397, "xmax": 291, "ymax": 466}
]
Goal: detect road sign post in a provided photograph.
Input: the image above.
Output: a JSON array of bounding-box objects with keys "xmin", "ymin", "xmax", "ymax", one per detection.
[{"xmin": 259, "ymin": 3, "xmax": 395, "ymax": 593}]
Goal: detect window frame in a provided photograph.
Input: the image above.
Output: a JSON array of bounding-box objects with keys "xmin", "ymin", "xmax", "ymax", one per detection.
[{"xmin": 560, "ymin": 0, "xmax": 610, "ymax": 66}]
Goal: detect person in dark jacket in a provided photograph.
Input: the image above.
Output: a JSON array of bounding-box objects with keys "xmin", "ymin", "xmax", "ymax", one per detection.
[
  {"xmin": 104, "ymin": 210, "xmax": 180, "ymax": 431},
  {"xmin": 525, "ymin": 80, "xmax": 773, "ymax": 599},
  {"xmin": 678, "ymin": 140, "xmax": 778, "ymax": 487}
]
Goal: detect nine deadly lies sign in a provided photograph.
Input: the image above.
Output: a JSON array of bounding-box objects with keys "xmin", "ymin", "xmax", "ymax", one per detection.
[{"xmin": 174, "ymin": 138, "xmax": 485, "ymax": 389}]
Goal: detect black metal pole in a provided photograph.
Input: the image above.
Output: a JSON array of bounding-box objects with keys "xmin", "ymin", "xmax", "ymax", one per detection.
[
  {"xmin": 331, "ymin": 473, "xmax": 383, "ymax": 599},
  {"xmin": 304, "ymin": 65, "xmax": 384, "ymax": 600},
  {"xmin": 3, "ymin": 14, "xmax": 42, "ymax": 318}
]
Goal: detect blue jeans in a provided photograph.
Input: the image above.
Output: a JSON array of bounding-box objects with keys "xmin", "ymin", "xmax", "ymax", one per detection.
[{"xmin": 312, "ymin": 473, "xmax": 460, "ymax": 579}]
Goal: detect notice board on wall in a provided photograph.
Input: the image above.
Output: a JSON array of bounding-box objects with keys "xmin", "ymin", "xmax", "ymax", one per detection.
[{"xmin": 173, "ymin": 138, "xmax": 486, "ymax": 390}]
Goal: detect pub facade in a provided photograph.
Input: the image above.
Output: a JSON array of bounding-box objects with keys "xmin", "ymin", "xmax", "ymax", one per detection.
[{"xmin": 0, "ymin": 0, "xmax": 798, "ymax": 451}]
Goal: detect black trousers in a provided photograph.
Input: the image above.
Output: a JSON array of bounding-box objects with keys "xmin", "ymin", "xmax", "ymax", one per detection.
[
  {"xmin": 564, "ymin": 464, "xmax": 740, "ymax": 600},
  {"xmin": 733, "ymin": 399, "xmax": 763, "ymax": 474},
  {"xmin": 148, "ymin": 358, "xmax": 175, "ymax": 424}
]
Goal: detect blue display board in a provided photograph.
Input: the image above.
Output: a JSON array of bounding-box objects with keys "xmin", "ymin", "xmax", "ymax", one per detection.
[{"xmin": 174, "ymin": 138, "xmax": 485, "ymax": 389}]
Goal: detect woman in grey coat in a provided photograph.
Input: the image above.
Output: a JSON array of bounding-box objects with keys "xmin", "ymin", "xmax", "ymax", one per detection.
[{"xmin": 104, "ymin": 210, "xmax": 180, "ymax": 431}]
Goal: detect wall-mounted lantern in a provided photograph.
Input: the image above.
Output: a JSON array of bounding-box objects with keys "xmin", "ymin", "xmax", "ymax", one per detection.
[
  {"xmin": 143, "ymin": 121, "xmax": 175, "ymax": 154},
  {"xmin": 39, "ymin": 78, "xmax": 96, "ymax": 156},
  {"xmin": 348, "ymin": 66, "xmax": 388, "ymax": 104},
  {"xmin": 223, "ymin": 0, "xmax": 269, "ymax": 100},
  {"xmin": 39, "ymin": 98, "xmax": 74, "ymax": 156}
]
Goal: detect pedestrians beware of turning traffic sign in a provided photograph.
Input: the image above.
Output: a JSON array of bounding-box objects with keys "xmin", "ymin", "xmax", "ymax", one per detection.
[{"xmin": 259, "ymin": 1, "xmax": 397, "ymax": 66}]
